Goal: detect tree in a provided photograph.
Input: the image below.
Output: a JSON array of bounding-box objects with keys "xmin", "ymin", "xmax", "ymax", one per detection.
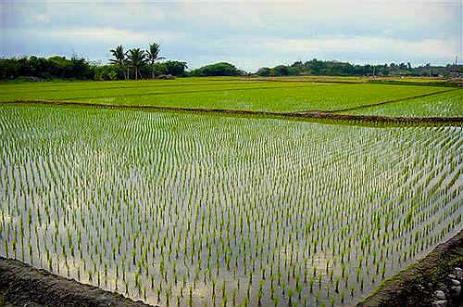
[
  {"xmin": 94, "ymin": 65, "xmax": 120, "ymax": 80},
  {"xmin": 163, "ymin": 61, "xmax": 188, "ymax": 76},
  {"xmin": 109, "ymin": 45, "xmax": 127, "ymax": 80},
  {"xmin": 127, "ymin": 48, "xmax": 147, "ymax": 80},
  {"xmin": 189, "ymin": 62, "xmax": 240, "ymax": 77},
  {"xmin": 272, "ymin": 65, "xmax": 289, "ymax": 76},
  {"xmin": 146, "ymin": 42, "xmax": 164, "ymax": 79},
  {"xmin": 256, "ymin": 67, "xmax": 271, "ymax": 77}
]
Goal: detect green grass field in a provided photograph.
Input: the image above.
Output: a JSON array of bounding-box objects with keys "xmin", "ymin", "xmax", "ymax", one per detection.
[{"xmin": 0, "ymin": 77, "xmax": 455, "ymax": 114}]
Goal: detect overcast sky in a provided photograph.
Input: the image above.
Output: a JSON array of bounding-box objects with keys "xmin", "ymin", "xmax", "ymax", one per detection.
[{"xmin": 1, "ymin": 0, "xmax": 462, "ymax": 71}]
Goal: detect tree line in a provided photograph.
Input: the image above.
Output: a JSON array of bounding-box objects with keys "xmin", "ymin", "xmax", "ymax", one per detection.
[
  {"xmin": 0, "ymin": 56, "xmax": 95, "ymax": 80},
  {"xmin": 1, "ymin": 45, "xmax": 461, "ymax": 80},
  {"xmin": 0, "ymin": 42, "xmax": 188, "ymax": 81},
  {"xmin": 256, "ymin": 59, "xmax": 463, "ymax": 78}
]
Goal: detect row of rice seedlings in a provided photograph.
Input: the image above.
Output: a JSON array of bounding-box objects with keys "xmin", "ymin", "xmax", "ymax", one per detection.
[{"xmin": 0, "ymin": 105, "xmax": 462, "ymax": 306}]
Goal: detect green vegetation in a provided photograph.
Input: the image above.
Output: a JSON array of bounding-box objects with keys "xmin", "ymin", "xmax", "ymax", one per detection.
[
  {"xmin": 257, "ymin": 59, "xmax": 463, "ymax": 78},
  {"xmin": 109, "ymin": 46, "xmax": 128, "ymax": 80},
  {"xmin": 345, "ymin": 89, "xmax": 463, "ymax": 117},
  {"xmin": 0, "ymin": 78, "xmax": 450, "ymax": 114},
  {"xmin": 0, "ymin": 56, "xmax": 94, "ymax": 80},
  {"xmin": 0, "ymin": 42, "xmax": 188, "ymax": 81},
  {"xmin": 0, "ymin": 104, "xmax": 461, "ymax": 306},
  {"xmin": 146, "ymin": 43, "xmax": 164, "ymax": 79},
  {"xmin": 190, "ymin": 62, "xmax": 243, "ymax": 77},
  {"xmin": 0, "ymin": 53, "xmax": 461, "ymax": 307},
  {"xmin": 1, "ymin": 49, "xmax": 461, "ymax": 81}
]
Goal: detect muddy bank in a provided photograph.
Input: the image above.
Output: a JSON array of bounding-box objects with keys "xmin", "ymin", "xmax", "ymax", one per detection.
[
  {"xmin": 0, "ymin": 256, "xmax": 150, "ymax": 307},
  {"xmin": 359, "ymin": 230, "xmax": 463, "ymax": 307},
  {"xmin": 3, "ymin": 100, "xmax": 463, "ymax": 126}
]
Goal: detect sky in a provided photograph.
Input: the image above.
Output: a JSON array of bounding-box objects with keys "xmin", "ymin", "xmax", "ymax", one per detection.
[{"xmin": 1, "ymin": 0, "xmax": 462, "ymax": 72}]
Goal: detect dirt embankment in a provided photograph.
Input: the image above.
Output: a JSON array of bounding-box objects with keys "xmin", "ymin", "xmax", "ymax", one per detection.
[
  {"xmin": 0, "ymin": 256, "xmax": 151, "ymax": 307},
  {"xmin": 358, "ymin": 230, "xmax": 463, "ymax": 307}
]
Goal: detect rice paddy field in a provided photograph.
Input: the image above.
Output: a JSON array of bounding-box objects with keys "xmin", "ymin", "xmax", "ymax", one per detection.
[
  {"xmin": 0, "ymin": 77, "xmax": 459, "ymax": 115},
  {"xmin": 0, "ymin": 100, "xmax": 462, "ymax": 306},
  {"xmin": 346, "ymin": 89, "xmax": 463, "ymax": 118},
  {"xmin": 0, "ymin": 77, "xmax": 462, "ymax": 306}
]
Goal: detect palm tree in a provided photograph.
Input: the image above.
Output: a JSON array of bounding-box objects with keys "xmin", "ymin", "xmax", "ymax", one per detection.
[
  {"xmin": 109, "ymin": 45, "xmax": 127, "ymax": 80},
  {"xmin": 127, "ymin": 48, "xmax": 147, "ymax": 80},
  {"xmin": 146, "ymin": 42, "xmax": 164, "ymax": 79}
]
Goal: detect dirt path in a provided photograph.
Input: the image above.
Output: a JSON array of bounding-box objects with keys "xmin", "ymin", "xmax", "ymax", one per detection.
[{"xmin": 0, "ymin": 257, "xmax": 151, "ymax": 307}]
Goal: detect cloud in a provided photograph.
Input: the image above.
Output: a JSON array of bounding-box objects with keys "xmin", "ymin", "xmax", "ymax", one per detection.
[
  {"xmin": 0, "ymin": 0, "xmax": 461, "ymax": 70},
  {"xmin": 32, "ymin": 13, "xmax": 50, "ymax": 23},
  {"xmin": 46, "ymin": 27, "xmax": 182, "ymax": 45},
  {"xmin": 261, "ymin": 37, "xmax": 457, "ymax": 59},
  {"xmin": 179, "ymin": 35, "xmax": 457, "ymax": 70}
]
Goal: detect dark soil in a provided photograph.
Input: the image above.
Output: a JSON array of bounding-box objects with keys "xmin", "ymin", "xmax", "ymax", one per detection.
[
  {"xmin": 358, "ymin": 230, "xmax": 463, "ymax": 307},
  {"xmin": 0, "ymin": 257, "xmax": 151, "ymax": 307}
]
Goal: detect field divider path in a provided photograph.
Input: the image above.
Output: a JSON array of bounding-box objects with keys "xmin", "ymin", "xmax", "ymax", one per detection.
[
  {"xmin": 326, "ymin": 88, "xmax": 459, "ymax": 114},
  {"xmin": 0, "ymin": 256, "xmax": 151, "ymax": 307},
  {"xmin": 2, "ymin": 99, "xmax": 463, "ymax": 126}
]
